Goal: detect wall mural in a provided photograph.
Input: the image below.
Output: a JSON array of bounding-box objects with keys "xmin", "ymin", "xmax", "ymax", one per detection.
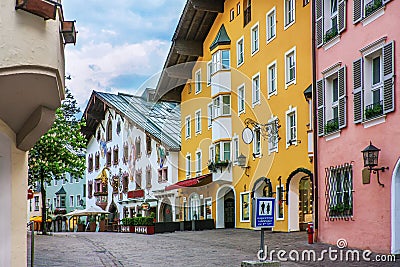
[
  {"xmin": 100, "ymin": 133, "xmax": 107, "ymax": 158},
  {"xmin": 157, "ymin": 143, "xmax": 167, "ymax": 168},
  {"xmin": 128, "ymin": 136, "xmax": 136, "ymax": 182}
]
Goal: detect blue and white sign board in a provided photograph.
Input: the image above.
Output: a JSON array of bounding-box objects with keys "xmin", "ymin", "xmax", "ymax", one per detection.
[{"xmin": 255, "ymin": 197, "xmax": 275, "ymax": 228}]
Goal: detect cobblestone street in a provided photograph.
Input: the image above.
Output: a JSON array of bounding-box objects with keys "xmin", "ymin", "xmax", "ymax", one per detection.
[{"xmin": 28, "ymin": 229, "xmax": 398, "ymax": 267}]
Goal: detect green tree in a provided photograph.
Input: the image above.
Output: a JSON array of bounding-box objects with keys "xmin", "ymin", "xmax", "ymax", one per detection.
[{"xmin": 28, "ymin": 88, "xmax": 86, "ymax": 234}]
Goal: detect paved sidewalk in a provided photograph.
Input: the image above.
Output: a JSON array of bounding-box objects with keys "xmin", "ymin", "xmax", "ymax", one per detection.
[{"xmin": 27, "ymin": 229, "xmax": 398, "ymax": 267}]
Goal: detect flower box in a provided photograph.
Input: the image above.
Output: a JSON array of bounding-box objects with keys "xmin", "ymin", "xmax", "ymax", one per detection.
[{"xmin": 134, "ymin": 226, "xmax": 155, "ymax": 235}]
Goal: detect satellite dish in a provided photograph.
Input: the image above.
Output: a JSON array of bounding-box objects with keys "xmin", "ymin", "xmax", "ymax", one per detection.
[{"xmin": 242, "ymin": 127, "xmax": 254, "ymax": 144}]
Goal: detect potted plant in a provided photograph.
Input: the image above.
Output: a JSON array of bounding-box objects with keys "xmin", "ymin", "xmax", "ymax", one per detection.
[
  {"xmin": 121, "ymin": 217, "xmax": 135, "ymax": 233},
  {"xmin": 99, "ymin": 214, "xmax": 107, "ymax": 232},
  {"xmin": 88, "ymin": 216, "xmax": 97, "ymax": 232},
  {"xmin": 77, "ymin": 218, "xmax": 85, "ymax": 232},
  {"xmin": 134, "ymin": 216, "xmax": 155, "ymax": 235}
]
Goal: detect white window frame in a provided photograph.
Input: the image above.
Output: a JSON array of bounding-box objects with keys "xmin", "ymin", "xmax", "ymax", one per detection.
[
  {"xmin": 76, "ymin": 195, "xmax": 81, "ymax": 207},
  {"xmin": 253, "ymin": 127, "xmax": 261, "ymax": 157},
  {"xmin": 195, "ymin": 69, "xmax": 202, "ymax": 94},
  {"xmin": 209, "ymin": 145, "xmax": 215, "ymax": 162},
  {"xmin": 221, "ymin": 141, "xmax": 231, "ymax": 161},
  {"xmin": 285, "ymin": 106, "xmax": 298, "ymax": 148},
  {"xmin": 285, "ymin": 47, "xmax": 297, "ymax": 88},
  {"xmin": 204, "ymin": 197, "xmax": 213, "ymax": 219},
  {"xmin": 212, "ymin": 49, "xmax": 230, "ymax": 74},
  {"xmin": 268, "ymin": 116, "xmax": 279, "ymax": 154},
  {"xmin": 266, "ymin": 7, "xmax": 276, "ymax": 43},
  {"xmin": 185, "ymin": 115, "xmax": 191, "ymax": 139},
  {"xmin": 365, "ymin": 50, "xmax": 383, "ymax": 108},
  {"xmin": 237, "ymin": 36, "xmax": 245, "ymax": 67},
  {"xmin": 251, "ymin": 22, "xmax": 260, "ymax": 56},
  {"xmin": 69, "ymin": 195, "xmax": 74, "ymax": 207},
  {"xmin": 252, "ymin": 73, "xmax": 261, "ymax": 107},
  {"xmin": 195, "ymin": 150, "xmax": 202, "ymax": 176},
  {"xmin": 240, "ymin": 191, "xmax": 251, "ymax": 222},
  {"xmin": 207, "ymin": 61, "xmax": 212, "ymax": 86},
  {"xmin": 186, "ymin": 153, "xmax": 191, "ymax": 178},
  {"xmin": 284, "ymin": 0, "xmax": 296, "ymax": 29},
  {"xmin": 276, "ymin": 185, "xmax": 285, "ymax": 220},
  {"xmin": 207, "ymin": 102, "xmax": 213, "ymax": 129},
  {"xmin": 238, "ymin": 84, "xmax": 246, "ymax": 115},
  {"xmin": 237, "ymin": 2, "xmax": 241, "ymax": 15},
  {"xmin": 195, "ymin": 109, "xmax": 202, "ymax": 134},
  {"xmin": 267, "ymin": 60, "xmax": 278, "ymax": 98},
  {"xmin": 213, "ymin": 94, "xmax": 231, "ymax": 118},
  {"xmin": 233, "ymin": 135, "xmax": 239, "ymax": 164},
  {"xmin": 230, "ymin": 8, "xmax": 235, "ymax": 21}
]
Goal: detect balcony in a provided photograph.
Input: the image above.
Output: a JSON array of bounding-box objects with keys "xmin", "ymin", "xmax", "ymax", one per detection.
[
  {"xmin": 365, "ymin": 100, "xmax": 383, "ymax": 120},
  {"xmin": 324, "ymin": 26, "xmax": 338, "ymax": 43},
  {"xmin": 325, "ymin": 118, "xmax": 339, "ymax": 135},
  {"xmin": 16, "ymin": 0, "xmax": 58, "ymax": 20},
  {"xmin": 243, "ymin": 6, "xmax": 251, "ymax": 27},
  {"xmin": 365, "ymin": 0, "xmax": 383, "ymax": 17}
]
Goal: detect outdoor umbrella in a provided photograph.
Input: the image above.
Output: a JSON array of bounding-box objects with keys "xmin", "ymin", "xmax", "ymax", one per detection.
[{"xmin": 72, "ymin": 206, "xmax": 110, "ymax": 216}]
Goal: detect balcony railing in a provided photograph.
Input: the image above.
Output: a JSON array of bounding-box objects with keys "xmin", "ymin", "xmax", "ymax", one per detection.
[
  {"xmin": 243, "ymin": 6, "xmax": 251, "ymax": 27},
  {"xmin": 365, "ymin": 0, "xmax": 383, "ymax": 17},
  {"xmin": 325, "ymin": 117, "xmax": 339, "ymax": 135},
  {"xmin": 365, "ymin": 100, "xmax": 383, "ymax": 120},
  {"xmin": 324, "ymin": 26, "xmax": 338, "ymax": 43}
]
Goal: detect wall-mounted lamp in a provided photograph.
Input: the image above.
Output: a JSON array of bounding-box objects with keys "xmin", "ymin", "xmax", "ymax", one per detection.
[
  {"xmin": 361, "ymin": 141, "xmax": 389, "ymax": 187},
  {"xmin": 237, "ymin": 154, "xmax": 250, "ymax": 177}
]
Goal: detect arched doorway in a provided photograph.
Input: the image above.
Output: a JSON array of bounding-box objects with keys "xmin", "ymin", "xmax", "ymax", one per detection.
[
  {"xmin": 216, "ymin": 185, "xmax": 236, "ymax": 228},
  {"xmin": 159, "ymin": 198, "xmax": 173, "ymax": 222},
  {"xmin": 287, "ymin": 168, "xmax": 313, "ymax": 232},
  {"xmin": 108, "ymin": 201, "xmax": 118, "ymax": 224},
  {"xmin": 391, "ymin": 158, "xmax": 400, "ymax": 254}
]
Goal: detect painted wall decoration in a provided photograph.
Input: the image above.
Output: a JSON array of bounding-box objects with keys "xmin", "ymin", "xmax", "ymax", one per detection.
[
  {"xmin": 128, "ymin": 136, "xmax": 136, "ymax": 182},
  {"xmin": 157, "ymin": 143, "xmax": 167, "ymax": 168},
  {"xmin": 100, "ymin": 133, "xmax": 107, "ymax": 158}
]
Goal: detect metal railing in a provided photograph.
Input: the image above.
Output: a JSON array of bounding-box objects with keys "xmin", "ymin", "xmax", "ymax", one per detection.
[
  {"xmin": 325, "ymin": 117, "xmax": 339, "ymax": 135},
  {"xmin": 365, "ymin": 0, "xmax": 383, "ymax": 17},
  {"xmin": 365, "ymin": 100, "xmax": 383, "ymax": 120},
  {"xmin": 27, "ymin": 221, "xmax": 34, "ymax": 267},
  {"xmin": 324, "ymin": 26, "xmax": 338, "ymax": 43}
]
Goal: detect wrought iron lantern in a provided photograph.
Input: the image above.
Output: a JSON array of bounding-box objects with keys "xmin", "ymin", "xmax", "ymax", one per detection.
[
  {"xmin": 361, "ymin": 141, "xmax": 388, "ymax": 187},
  {"xmin": 237, "ymin": 154, "xmax": 250, "ymax": 177},
  {"xmin": 61, "ymin": 21, "xmax": 77, "ymax": 45}
]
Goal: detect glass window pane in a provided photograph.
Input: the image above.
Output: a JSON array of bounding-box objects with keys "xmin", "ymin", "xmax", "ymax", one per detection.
[
  {"xmin": 332, "ymin": 78, "xmax": 339, "ymax": 102},
  {"xmin": 223, "ymin": 142, "xmax": 231, "ymax": 161},
  {"xmin": 222, "ymin": 50, "xmax": 230, "ymax": 69},
  {"xmin": 372, "ymin": 57, "xmax": 381, "ymax": 85}
]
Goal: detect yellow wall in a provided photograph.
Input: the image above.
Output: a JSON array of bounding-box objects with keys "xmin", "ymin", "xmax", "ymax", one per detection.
[{"xmin": 178, "ymin": 0, "xmax": 312, "ymax": 231}]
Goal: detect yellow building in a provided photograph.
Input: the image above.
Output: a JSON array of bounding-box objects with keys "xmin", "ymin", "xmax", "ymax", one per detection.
[{"xmin": 156, "ymin": 0, "xmax": 313, "ymax": 232}]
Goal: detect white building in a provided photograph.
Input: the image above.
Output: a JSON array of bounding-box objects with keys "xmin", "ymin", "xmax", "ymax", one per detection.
[
  {"xmin": 82, "ymin": 90, "xmax": 181, "ymax": 224},
  {"xmin": 0, "ymin": 0, "xmax": 76, "ymax": 265}
]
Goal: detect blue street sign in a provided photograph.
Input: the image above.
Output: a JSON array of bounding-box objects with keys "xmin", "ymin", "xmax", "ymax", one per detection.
[{"xmin": 255, "ymin": 197, "xmax": 275, "ymax": 228}]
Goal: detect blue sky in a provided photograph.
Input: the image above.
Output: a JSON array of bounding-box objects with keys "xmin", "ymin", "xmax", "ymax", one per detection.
[{"xmin": 62, "ymin": 0, "xmax": 186, "ymax": 108}]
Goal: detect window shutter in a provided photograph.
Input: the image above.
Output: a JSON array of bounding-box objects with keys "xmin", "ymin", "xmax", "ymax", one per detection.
[
  {"xmin": 338, "ymin": 0, "xmax": 346, "ymax": 33},
  {"xmin": 316, "ymin": 0, "xmax": 324, "ymax": 47},
  {"xmin": 383, "ymin": 41, "xmax": 395, "ymax": 114},
  {"xmin": 338, "ymin": 66, "xmax": 347, "ymax": 129},
  {"xmin": 353, "ymin": 58, "xmax": 363, "ymax": 123},
  {"xmin": 317, "ymin": 79, "xmax": 325, "ymax": 136},
  {"xmin": 353, "ymin": 0, "xmax": 362, "ymax": 24}
]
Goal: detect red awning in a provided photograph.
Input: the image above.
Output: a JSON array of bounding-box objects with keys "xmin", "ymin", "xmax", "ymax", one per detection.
[{"xmin": 165, "ymin": 174, "xmax": 212, "ymax": 191}]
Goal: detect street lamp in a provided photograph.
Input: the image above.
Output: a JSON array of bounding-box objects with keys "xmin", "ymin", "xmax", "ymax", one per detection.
[
  {"xmin": 361, "ymin": 141, "xmax": 389, "ymax": 187},
  {"xmin": 79, "ymin": 199, "xmax": 85, "ymax": 208},
  {"xmin": 237, "ymin": 154, "xmax": 250, "ymax": 177}
]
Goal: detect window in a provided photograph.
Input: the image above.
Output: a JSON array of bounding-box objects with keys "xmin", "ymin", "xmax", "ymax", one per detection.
[
  {"xmin": 276, "ymin": 186, "xmax": 284, "ymax": 219},
  {"xmin": 317, "ymin": 66, "xmax": 346, "ymax": 136},
  {"xmin": 237, "ymin": 37, "xmax": 244, "ymax": 66},
  {"xmin": 54, "ymin": 179, "xmax": 58, "ymax": 186},
  {"xmin": 196, "ymin": 151, "xmax": 202, "ymax": 176},
  {"xmin": 135, "ymin": 137, "xmax": 141, "ymax": 158},
  {"xmin": 213, "ymin": 95, "xmax": 231, "ymax": 117},
  {"xmin": 285, "ymin": 0, "xmax": 295, "ymax": 28},
  {"xmin": 60, "ymin": 195, "xmax": 66, "ymax": 208},
  {"xmin": 327, "ymin": 163, "xmax": 353, "ymax": 218},
  {"xmin": 106, "ymin": 119, "xmax": 112, "ymax": 141},
  {"xmin": 146, "ymin": 134, "xmax": 152, "ymax": 155},
  {"xmin": 267, "ymin": 61, "xmax": 277, "ymax": 97},
  {"xmin": 214, "ymin": 142, "xmax": 231, "ymax": 162},
  {"xmin": 353, "ymin": 0, "xmax": 388, "ymax": 24},
  {"xmin": 285, "ymin": 48, "xmax": 296, "ymax": 87},
  {"xmin": 69, "ymin": 174, "xmax": 74, "ymax": 183},
  {"xmin": 186, "ymin": 154, "xmax": 191, "ymax": 178},
  {"xmin": 252, "ymin": 73, "xmax": 260, "ymax": 106},
  {"xmin": 69, "ymin": 195, "xmax": 74, "ymax": 207},
  {"xmin": 113, "ymin": 145, "xmax": 119, "ymax": 165},
  {"xmin": 53, "ymin": 197, "xmax": 57, "ymax": 209},
  {"xmin": 162, "ymin": 167, "xmax": 168, "ymax": 181},
  {"xmin": 353, "ymin": 41, "xmax": 394, "ymax": 124},
  {"xmin": 106, "ymin": 149, "xmax": 112, "ymax": 167},
  {"xmin": 212, "ymin": 50, "xmax": 230, "ymax": 74},
  {"xmin": 146, "ymin": 168, "xmax": 152, "ymax": 189},
  {"xmin": 123, "ymin": 142, "xmax": 129, "ymax": 164},
  {"xmin": 88, "ymin": 181, "xmax": 93, "ymax": 199},
  {"xmin": 315, "ymin": 0, "xmax": 346, "ymax": 47},
  {"xmin": 207, "ymin": 61, "xmax": 212, "ymax": 86},
  {"xmin": 230, "ymin": 8, "xmax": 235, "ymax": 21},
  {"xmin": 135, "ymin": 171, "xmax": 142, "ymax": 190},
  {"xmin": 88, "ymin": 154, "xmax": 93, "ymax": 172},
  {"xmin": 286, "ymin": 107, "xmax": 297, "ymax": 147},
  {"xmin": 208, "ymin": 103, "xmax": 213, "ymax": 128},
  {"xmin": 195, "ymin": 110, "xmax": 202, "ymax": 134},
  {"xmin": 195, "ymin": 69, "xmax": 202, "ymax": 94},
  {"xmin": 253, "ymin": 127, "xmax": 261, "ymax": 156},
  {"xmin": 77, "ymin": 195, "xmax": 81, "ymax": 206},
  {"xmin": 237, "ymin": 2, "xmax": 241, "ymax": 15},
  {"xmin": 34, "ymin": 196, "xmax": 39, "ymax": 211},
  {"xmin": 266, "ymin": 7, "xmax": 276, "ymax": 42},
  {"xmin": 95, "ymin": 152, "xmax": 100, "ymax": 170},
  {"xmin": 240, "ymin": 192, "xmax": 250, "ymax": 222},
  {"xmin": 251, "ymin": 23, "xmax": 259, "ymax": 55},
  {"xmin": 238, "ymin": 85, "xmax": 245, "ymax": 114},
  {"xmin": 233, "ymin": 136, "xmax": 239, "ymax": 163},
  {"xmin": 244, "ymin": 0, "xmax": 251, "ymax": 27},
  {"xmin": 185, "ymin": 116, "xmax": 191, "ymax": 139},
  {"xmin": 268, "ymin": 117, "xmax": 279, "ymax": 154},
  {"xmin": 205, "ymin": 198, "xmax": 212, "ymax": 219}
]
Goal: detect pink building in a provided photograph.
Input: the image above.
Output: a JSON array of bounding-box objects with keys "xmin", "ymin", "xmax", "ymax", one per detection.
[{"xmin": 315, "ymin": 0, "xmax": 399, "ymax": 254}]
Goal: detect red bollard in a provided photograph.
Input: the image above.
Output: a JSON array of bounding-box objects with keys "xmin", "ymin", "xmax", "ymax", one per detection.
[{"xmin": 307, "ymin": 222, "xmax": 314, "ymax": 244}]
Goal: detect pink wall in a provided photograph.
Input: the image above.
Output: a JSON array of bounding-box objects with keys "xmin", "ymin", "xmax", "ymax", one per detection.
[{"xmin": 316, "ymin": 0, "xmax": 400, "ymax": 253}]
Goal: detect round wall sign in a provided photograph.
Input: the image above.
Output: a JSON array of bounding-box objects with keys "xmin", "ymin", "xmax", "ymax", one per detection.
[{"xmin": 242, "ymin": 127, "xmax": 254, "ymax": 144}]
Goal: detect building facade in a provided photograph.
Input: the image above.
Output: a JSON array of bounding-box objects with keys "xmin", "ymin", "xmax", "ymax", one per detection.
[
  {"xmin": 156, "ymin": 0, "xmax": 313, "ymax": 232},
  {"xmin": 0, "ymin": 0, "xmax": 75, "ymax": 265},
  {"xmin": 82, "ymin": 90, "xmax": 180, "ymax": 224},
  {"xmin": 315, "ymin": 0, "xmax": 399, "ymax": 254}
]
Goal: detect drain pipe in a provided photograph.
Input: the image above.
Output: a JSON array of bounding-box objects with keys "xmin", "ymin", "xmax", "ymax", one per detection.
[{"xmin": 311, "ymin": 0, "xmax": 319, "ymax": 241}]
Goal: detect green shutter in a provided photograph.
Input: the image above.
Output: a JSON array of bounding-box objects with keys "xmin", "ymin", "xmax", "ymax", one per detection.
[
  {"xmin": 338, "ymin": 0, "xmax": 346, "ymax": 33},
  {"xmin": 317, "ymin": 79, "xmax": 325, "ymax": 136},
  {"xmin": 383, "ymin": 41, "xmax": 395, "ymax": 114},
  {"xmin": 353, "ymin": 58, "xmax": 363, "ymax": 123},
  {"xmin": 353, "ymin": 0, "xmax": 362, "ymax": 24},
  {"xmin": 316, "ymin": 0, "xmax": 324, "ymax": 47},
  {"xmin": 338, "ymin": 66, "xmax": 347, "ymax": 129}
]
